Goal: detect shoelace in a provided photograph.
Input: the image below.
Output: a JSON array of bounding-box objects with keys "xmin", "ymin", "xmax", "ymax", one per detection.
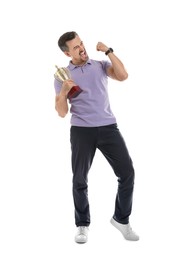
[
  {"xmin": 127, "ymin": 226, "xmax": 138, "ymax": 237},
  {"xmin": 78, "ymin": 226, "xmax": 88, "ymax": 235},
  {"xmin": 123, "ymin": 224, "xmax": 134, "ymax": 235},
  {"xmin": 127, "ymin": 226, "xmax": 133, "ymax": 234}
]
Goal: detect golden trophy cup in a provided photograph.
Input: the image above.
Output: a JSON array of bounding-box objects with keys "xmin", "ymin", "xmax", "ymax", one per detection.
[{"xmin": 54, "ymin": 65, "xmax": 82, "ymax": 99}]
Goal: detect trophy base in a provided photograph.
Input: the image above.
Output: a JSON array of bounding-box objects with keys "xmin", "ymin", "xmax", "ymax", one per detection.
[{"xmin": 67, "ymin": 86, "xmax": 82, "ymax": 99}]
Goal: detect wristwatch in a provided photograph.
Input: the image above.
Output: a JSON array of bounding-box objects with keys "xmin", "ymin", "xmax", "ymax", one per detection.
[{"xmin": 105, "ymin": 48, "xmax": 113, "ymax": 55}]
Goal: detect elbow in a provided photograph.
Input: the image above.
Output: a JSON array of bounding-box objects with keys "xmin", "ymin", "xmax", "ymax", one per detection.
[
  {"xmin": 55, "ymin": 105, "xmax": 68, "ymax": 118},
  {"xmin": 58, "ymin": 111, "xmax": 67, "ymax": 118},
  {"xmin": 119, "ymin": 72, "xmax": 128, "ymax": 81},
  {"xmin": 57, "ymin": 109, "xmax": 68, "ymax": 118}
]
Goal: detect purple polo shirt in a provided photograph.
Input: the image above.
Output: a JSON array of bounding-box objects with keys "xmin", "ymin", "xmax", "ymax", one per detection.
[{"xmin": 54, "ymin": 59, "xmax": 117, "ymax": 127}]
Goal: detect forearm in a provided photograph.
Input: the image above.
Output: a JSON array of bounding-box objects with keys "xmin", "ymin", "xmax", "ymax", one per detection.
[{"xmin": 55, "ymin": 92, "xmax": 68, "ymax": 117}]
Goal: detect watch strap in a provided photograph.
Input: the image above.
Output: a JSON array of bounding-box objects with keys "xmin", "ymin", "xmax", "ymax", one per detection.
[{"xmin": 105, "ymin": 48, "xmax": 113, "ymax": 55}]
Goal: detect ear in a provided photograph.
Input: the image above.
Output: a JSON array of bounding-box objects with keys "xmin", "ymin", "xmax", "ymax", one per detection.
[{"xmin": 64, "ymin": 51, "xmax": 71, "ymax": 57}]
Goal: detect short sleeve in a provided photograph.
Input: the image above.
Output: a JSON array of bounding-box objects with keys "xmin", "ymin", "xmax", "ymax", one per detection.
[
  {"xmin": 54, "ymin": 78, "xmax": 62, "ymax": 95},
  {"xmin": 101, "ymin": 60, "xmax": 112, "ymax": 75}
]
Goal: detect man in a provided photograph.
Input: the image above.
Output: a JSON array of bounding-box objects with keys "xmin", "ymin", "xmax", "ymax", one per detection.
[{"xmin": 54, "ymin": 31, "xmax": 139, "ymax": 243}]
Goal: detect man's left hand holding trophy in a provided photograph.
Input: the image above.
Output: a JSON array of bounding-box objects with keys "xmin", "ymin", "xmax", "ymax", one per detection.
[{"xmin": 54, "ymin": 66, "xmax": 82, "ymax": 99}]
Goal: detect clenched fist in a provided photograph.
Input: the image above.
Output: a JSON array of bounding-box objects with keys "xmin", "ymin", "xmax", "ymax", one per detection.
[
  {"xmin": 96, "ymin": 42, "xmax": 109, "ymax": 53},
  {"xmin": 61, "ymin": 79, "xmax": 76, "ymax": 96}
]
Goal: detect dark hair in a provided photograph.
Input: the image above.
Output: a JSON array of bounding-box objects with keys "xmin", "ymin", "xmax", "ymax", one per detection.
[{"xmin": 58, "ymin": 31, "xmax": 78, "ymax": 52}]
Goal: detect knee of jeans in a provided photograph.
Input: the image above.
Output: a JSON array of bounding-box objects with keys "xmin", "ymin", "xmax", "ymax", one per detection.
[
  {"xmin": 119, "ymin": 166, "xmax": 135, "ymax": 185},
  {"xmin": 128, "ymin": 163, "xmax": 135, "ymax": 177},
  {"xmin": 130, "ymin": 169, "xmax": 135, "ymax": 183},
  {"xmin": 73, "ymin": 179, "xmax": 88, "ymax": 190}
]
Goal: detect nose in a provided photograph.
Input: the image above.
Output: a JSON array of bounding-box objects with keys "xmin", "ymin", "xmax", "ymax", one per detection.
[
  {"xmin": 79, "ymin": 43, "xmax": 85, "ymax": 51},
  {"xmin": 79, "ymin": 46, "xmax": 84, "ymax": 52}
]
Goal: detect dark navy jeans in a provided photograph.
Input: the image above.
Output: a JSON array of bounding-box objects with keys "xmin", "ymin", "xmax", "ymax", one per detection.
[{"xmin": 70, "ymin": 124, "xmax": 135, "ymax": 227}]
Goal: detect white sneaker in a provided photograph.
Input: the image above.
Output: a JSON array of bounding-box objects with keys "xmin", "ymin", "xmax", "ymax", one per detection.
[
  {"xmin": 110, "ymin": 218, "xmax": 139, "ymax": 241},
  {"xmin": 75, "ymin": 226, "xmax": 89, "ymax": 244}
]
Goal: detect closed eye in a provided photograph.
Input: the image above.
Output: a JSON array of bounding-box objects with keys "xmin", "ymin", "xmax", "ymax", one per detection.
[{"xmin": 73, "ymin": 41, "xmax": 84, "ymax": 51}]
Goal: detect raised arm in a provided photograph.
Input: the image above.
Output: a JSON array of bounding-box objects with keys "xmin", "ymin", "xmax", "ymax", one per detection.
[{"xmin": 96, "ymin": 42, "xmax": 128, "ymax": 81}]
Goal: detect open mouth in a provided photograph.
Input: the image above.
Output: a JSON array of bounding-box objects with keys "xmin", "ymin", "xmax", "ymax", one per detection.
[{"xmin": 80, "ymin": 50, "xmax": 87, "ymax": 59}]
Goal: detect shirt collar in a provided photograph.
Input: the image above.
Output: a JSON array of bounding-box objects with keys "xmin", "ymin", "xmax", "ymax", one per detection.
[{"xmin": 68, "ymin": 59, "xmax": 92, "ymax": 70}]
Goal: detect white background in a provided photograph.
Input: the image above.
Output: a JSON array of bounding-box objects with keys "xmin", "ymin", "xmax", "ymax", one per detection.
[{"xmin": 0, "ymin": 0, "xmax": 184, "ymax": 259}]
